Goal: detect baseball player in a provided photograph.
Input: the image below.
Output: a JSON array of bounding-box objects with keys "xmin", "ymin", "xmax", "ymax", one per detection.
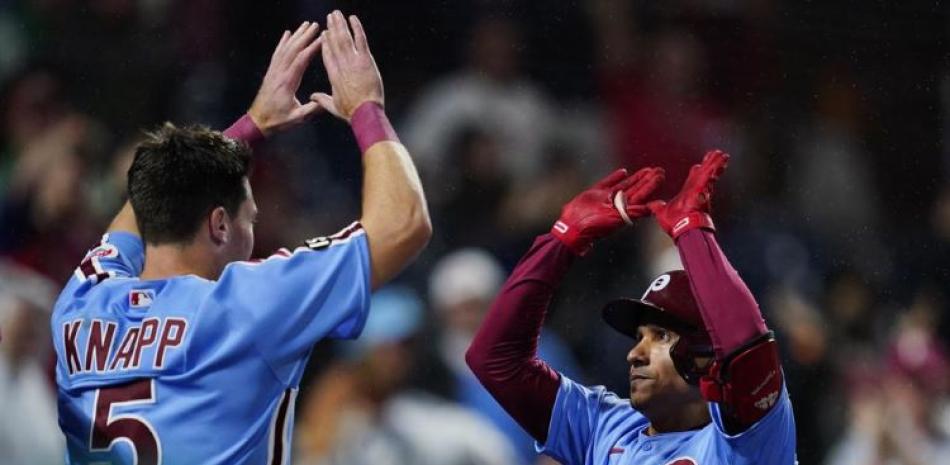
[
  {"xmin": 467, "ymin": 151, "xmax": 796, "ymax": 464},
  {"xmin": 51, "ymin": 12, "xmax": 431, "ymax": 465}
]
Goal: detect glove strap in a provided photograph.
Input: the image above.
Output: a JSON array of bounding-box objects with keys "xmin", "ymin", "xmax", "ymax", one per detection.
[
  {"xmin": 670, "ymin": 212, "xmax": 715, "ymax": 239},
  {"xmin": 551, "ymin": 220, "xmax": 591, "ymax": 256}
]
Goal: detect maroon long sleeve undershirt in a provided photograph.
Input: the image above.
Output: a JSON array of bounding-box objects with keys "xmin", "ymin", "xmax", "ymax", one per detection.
[
  {"xmin": 465, "ymin": 233, "xmax": 572, "ymax": 443},
  {"xmin": 676, "ymin": 229, "xmax": 769, "ymax": 358}
]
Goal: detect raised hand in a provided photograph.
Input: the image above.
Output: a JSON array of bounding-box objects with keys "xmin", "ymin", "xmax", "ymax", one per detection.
[
  {"xmin": 247, "ymin": 21, "xmax": 324, "ymax": 135},
  {"xmin": 648, "ymin": 149, "xmax": 729, "ymax": 238},
  {"xmin": 552, "ymin": 167, "xmax": 665, "ymax": 255},
  {"xmin": 310, "ymin": 11, "xmax": 384, "ymax": 122}
]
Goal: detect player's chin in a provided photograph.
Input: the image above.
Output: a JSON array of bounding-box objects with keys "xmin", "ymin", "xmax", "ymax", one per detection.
[
  {"xmin": 628, "ymin": 385, "xmax": 651, "ymax": 409},
  {"xmin": 629, "ymin": 392, "xmax": 651, "ymax": 410}
]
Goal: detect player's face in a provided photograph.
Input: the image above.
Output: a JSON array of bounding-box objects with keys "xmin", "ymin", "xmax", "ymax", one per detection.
[
  {"xmin": 226, "ymin": 179, "xmax": 257, "ymax": 262},
  {"xmin": 626, "ymin": 324, "xmax": 701, "ymax": 411}
]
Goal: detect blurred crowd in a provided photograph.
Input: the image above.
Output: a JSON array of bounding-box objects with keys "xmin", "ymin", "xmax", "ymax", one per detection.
[{"xmin": 1, "ymin": 1, "xmax": 948, "ymax": 464}]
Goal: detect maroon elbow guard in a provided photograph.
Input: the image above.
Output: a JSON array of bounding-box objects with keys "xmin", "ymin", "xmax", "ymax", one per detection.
[{"xmin": 700, "ymin": 333, "xmax": 783, "ymax": 426}]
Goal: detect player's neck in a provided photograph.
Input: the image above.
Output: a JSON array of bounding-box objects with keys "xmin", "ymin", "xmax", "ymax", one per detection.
[
  {"xmin": 141, "ymin": 242, "xmax": 219, "ymax": 281},
  {"xmin": 645, "ymin": 401, "xmax": 710, "ymax": 436}
]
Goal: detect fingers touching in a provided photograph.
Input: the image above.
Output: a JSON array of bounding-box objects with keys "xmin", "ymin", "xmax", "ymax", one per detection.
[
  {"xmin": 646, "ymin": 200, "xmax": 667, "ymax": 215},
  {"xmin": 249, "ymin": 13, "xmax": 379, "ymax": 132},
  {"xmin": 248, "ymin": 21, "xmax": 324, "ymax": 134},
  {"xmin": 312, "ymin": 11, "xmax": 383, "ymax": 120},
  {"xmin": 310, "ymin": 92, "xmax": 340, "ymax": 119}
]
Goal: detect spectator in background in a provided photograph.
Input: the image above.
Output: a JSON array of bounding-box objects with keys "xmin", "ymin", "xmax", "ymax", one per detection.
[
  {"xmin": 0, "ymin": 7, "xmax": 28, "ymax": 79},
  {"xmin": 294, "ymin": 287, "xmax": 517, "ymax": 465},
  {"xmin": 0, "ymin": 261, "xmax": 63, "ymax": 464},
  {"xmin": 43, "ymin": 0, "xmax": 174, "ymax": 135},
  {"xmin": 767, "ymin": 285, "xmax": 837, "ymax": 465},
  {"xmin": 1, "ymin": 65, "xmax": 68, "ymax": 190},
  {"xmin": 787, "ymin": 66, "xmax": 888, "ymax": 279},
  {"xmin": 431, "ymin": 126, "xmax": 510, "ymax": 250},
  {"xmin": 498, "ymin": 142, "xmax": 591, "ymax": 246},
  {"xmin": 826, "ymin": 297, "xmax": 950, "ymax": 465},
  {"xmin": 0, "ymin": 67, "xmax": 103, "ymax": 279},
  {"xmin": 823, "ymin": 270, "xmax": 890, "ymax": 362},
  {"xmin": 429, "ymin": 248, "xmax": 581, "ymax": 465},
  {"xmin": 403, "ymin": 15, "xmax": 557, "ymax": 189},
  {"xmin": 589, "ymin": 0, "xmax": 735, "ymax": 198},
  {"xmin": 0, "ymin": 114, "xmax": 101, "ymax": 279}
]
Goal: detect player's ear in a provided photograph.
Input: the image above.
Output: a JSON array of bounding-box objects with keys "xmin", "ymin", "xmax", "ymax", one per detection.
[{"xmin": 208, "ymin": 206, "xmax": 231, "ymax": 245}]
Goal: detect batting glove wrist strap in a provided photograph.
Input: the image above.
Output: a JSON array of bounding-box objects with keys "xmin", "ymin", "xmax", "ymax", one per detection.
[
  {"xmin": 551, "ymin": 220, "xmax": 592, "ymax": 256},
  {"xmin": 669, "ymin": 212, "xmax": 715, "ymax": 239}
]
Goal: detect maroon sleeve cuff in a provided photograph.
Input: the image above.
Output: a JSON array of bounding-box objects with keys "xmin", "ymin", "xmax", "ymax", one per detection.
[
  {"xmin": 223, "ymin": 114, "xmax": 265, "ymax": 149},
  {"xmin": 350, "ymin": 102, "xmax": 399, "ymax": 154},
  {"xmin": 676, "ymin": 229, "xmax": 768, "ymax": 358}
]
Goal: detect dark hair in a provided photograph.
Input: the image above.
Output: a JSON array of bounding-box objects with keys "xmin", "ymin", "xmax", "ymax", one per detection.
[{"xmin": 128, "ymin": 123, "xmax": 251, "ymax": 244}]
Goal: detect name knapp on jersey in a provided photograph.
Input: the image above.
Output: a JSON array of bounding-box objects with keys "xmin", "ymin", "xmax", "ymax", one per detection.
[{"xmin": 61, "ymin": 316, "xmax": 187, "ymax": 375}]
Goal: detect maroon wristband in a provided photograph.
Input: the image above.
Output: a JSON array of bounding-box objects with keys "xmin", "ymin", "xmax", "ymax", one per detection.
[
  {"xmin": 351, "ymin": 101, "xmax": 399, "ymax": 154},
  {"xmin": 223, "ymin": 114, "xmax": 265, "ymax": 147}
]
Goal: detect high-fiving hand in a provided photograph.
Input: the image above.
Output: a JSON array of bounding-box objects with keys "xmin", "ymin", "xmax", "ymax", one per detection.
[
  {"xmin": 552, "ymin": 167, "xmax": 665, "ymax": 255},
  {"xmin": 649, "ymin": 149, "xmax": 729, "ymax": 238},
  {"xmin": 248, "ymin": 21, "xmax": 324, "ymax": 135},
  {"xmin": 310, "ymin": 11, "xmax": 384, "ymax": 121}
]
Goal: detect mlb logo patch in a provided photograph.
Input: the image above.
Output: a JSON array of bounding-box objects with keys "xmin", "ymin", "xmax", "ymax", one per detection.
[{"xmin": 130, "ymin": 289, "xmax": 155, "ymax": 308}]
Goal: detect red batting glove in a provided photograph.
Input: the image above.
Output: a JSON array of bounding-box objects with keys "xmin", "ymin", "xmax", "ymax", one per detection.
[
  {"xmin": 648, "ymin": 149, "xmax": 729, "ymax": 239},
  {"xmin": 552, "ymin": 167, "xmax": 665, "ymax": 255}
]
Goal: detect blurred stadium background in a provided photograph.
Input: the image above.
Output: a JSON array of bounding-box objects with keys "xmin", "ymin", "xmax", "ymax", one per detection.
[{"xmin": 0, "ymin": 1, "xmax": 948, "ymax": 464}]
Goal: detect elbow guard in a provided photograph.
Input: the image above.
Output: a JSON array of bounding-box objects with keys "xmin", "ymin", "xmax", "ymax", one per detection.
[{"xmin": 699, "ymin": 332, "xmax": 783, "ymax": 427}]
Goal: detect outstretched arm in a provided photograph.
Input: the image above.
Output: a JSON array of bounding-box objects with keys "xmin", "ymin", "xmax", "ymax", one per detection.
[
  {"xmin": 467, "ymin": 168, "xmax": 665, "ymax": 442},
  {"xmin": 312, "ymin": 11, "xmax": 431, "ymax": 289},
  {"xmin": 649, "ymin": 151, "xmax": 767, "ymax": 357},
  {"xmin": 465, "ymin": 234, "xmax": 572, "ymax": 443},
  {"xmin": 651, "ymin": 150, "xmax": 781, "ymax": 430}
]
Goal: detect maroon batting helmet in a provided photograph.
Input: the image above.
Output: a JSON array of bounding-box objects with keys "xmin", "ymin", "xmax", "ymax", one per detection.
[{"xmin": 602, "ymin": 270, "xmax": 714, "ymax": 384}]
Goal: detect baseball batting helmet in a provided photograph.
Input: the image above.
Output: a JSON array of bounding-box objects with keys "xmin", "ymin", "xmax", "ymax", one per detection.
[{"xmin": 602, "ymin": 270, "xmax": 714, "ymax": 384}]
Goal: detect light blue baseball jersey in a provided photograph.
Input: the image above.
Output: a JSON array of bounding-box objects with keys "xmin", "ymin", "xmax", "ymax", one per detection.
[
  {"xmin": 538, "ymin": 375, "xmax": 797, "ymax": 465},
  {"xmin": 51, "ymin": 224, "xmax": 371, "ymax": 465}
]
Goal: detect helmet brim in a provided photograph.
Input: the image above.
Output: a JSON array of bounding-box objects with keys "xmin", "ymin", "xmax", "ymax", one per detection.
[{"xmin": 602, "ymin": 298, "xmax": 698, "ymax": 339}]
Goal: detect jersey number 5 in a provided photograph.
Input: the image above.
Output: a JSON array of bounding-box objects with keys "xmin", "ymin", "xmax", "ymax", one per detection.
[{"xmin": 90, "ymin": 379, "xmax": 161, "ymax": 465}]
